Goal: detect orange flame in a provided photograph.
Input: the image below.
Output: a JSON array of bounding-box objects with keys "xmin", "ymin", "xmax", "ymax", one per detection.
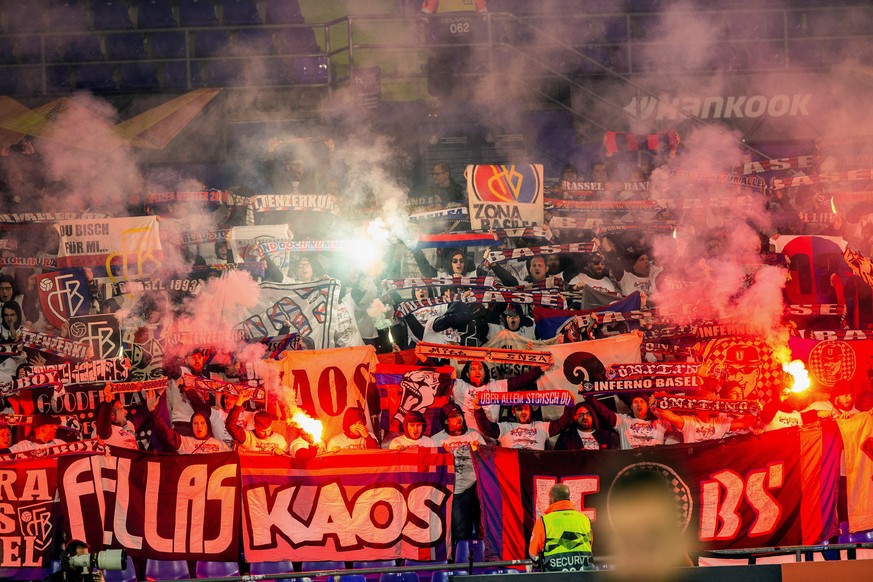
[
  {"xmin": 291, "ymin": 411, "xmax": 323, "ymax": 444},
  {"xmin": 782, "ymin": 359, "xmax": 811, "ymax": 393},
  {"xmin": 831, "ymin": 196, "xmax": 837, "ymax": 214},
  {"xmin": 672, "ymin": 227, "xmax": 678, "ymax": 240}
]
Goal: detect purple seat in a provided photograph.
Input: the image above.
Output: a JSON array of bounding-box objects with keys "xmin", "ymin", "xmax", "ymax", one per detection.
[
  {"xmin": 432, "ymin": 571, "xmax": 467, "ymax": 582},
  {"xmin": 4, "ymin": 0, "xmax": 46, "ymax": 32},
  {"xmin": 138, "ymin": 0, "xmax": 177, "ymax": 28},
  {"xmin": 353, "ymin": 561, "xmax": 397, "ymax": 582},
  {"xmin": 46, "ymin": 65, "xmax": 74, "ymax": 92},
  {"xmin": 150, "ymin": 31, "xmax": 186, "ymax": 58},
  {"xmin": 106, "ymin": 32, "xmax": 147, "ymax": 60},
  {"xmin": 379, "ymin": 574, "xmax": 419, "ymax": 582},
  {"xmin": 404, "ymin": 559, "xmax": 447, "ymax": 582},
  {"xmin": 301, "ymin": 560, "xmax": 346, "ymax": 580},
  {"xmin": 58, "ymin": 34, "xmax": 105, "ymax": 62},
  {"xmin": 292, "ymin": 56, "xmax": 328, "ymax": 84},
  {"xmin": 265, "ymin": 0, "xmax": 304, "ymax": 24},
  {"xmin": 847, "ymin": 529, "xmax": 873, "ymax": 543},
  {"xmin": 453, "ymin": 540, "xmax": 484, "ymax": 564},
  {"xmin": 103, "ymin": 556, "xmax": 137, "ymax": 582},
  {"xmin": 340, "ymin": 576, "xmax": 367, "ymax": 582},
  {"xmin": 194, "ymin": 30, "xmax": 231, "ymax": 57},
  {"xmin": 195, "ymin": 561, "xmax": 240, "ymax": 578},
  {"xmin": 250, "ymin": 560, "xmax": 297, "ymax": 582},
  {"xmin": 145, "ymin": 559, "xmax": 190, "ymax": 580},
  {"xmin": 74, "ymin": 64, "xmax": 117, "ymax": 91},
  {"xmin": 93, "ymin": 0, "xmax": 134, "ymax": 30},
  {"xmin": 224, "ymin": 0, "xmax": 262, "ymax": 25},
  {"xmin": 159, "ymin": 61, "xmax": 190, "ymax": 88},
  {"xmin": 118, "ymin": 62, "xmax": 159, "ymax": 90},
  {"xmin": 180, "ymin": 0, "xmax": 219, "ymax": 27},
  {"xmin": 49, "ymin": 0, "xmax": 90, "ymax": 32}
]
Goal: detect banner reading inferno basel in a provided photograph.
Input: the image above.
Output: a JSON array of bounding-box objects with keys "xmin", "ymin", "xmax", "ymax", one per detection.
[
  {"xmin": 240, "ymin": 449, "xmax": 454, "ymax": 562},
  {"xmin": 0, "ymin": 458, "xmax": 60, "ymax": 574},
  {"xmin": 57, "ymin": 449, "xmax": 240, "ymax": 561},
  {"xmin": 473, "ymin": 426, "xmax": 839, "ymax": 560}
]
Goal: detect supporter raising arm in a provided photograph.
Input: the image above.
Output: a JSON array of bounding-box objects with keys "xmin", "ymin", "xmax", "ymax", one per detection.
[
  {"xmin": 584, "ymin": 393, "xmax": 668, "ymax": 449},
  {"xmin": 153, "ymin": 391, "xmax": 230, "ymax": 454},
  {"xmin": 93, "ymin": 384, "xmax": 159, "ymax": 450},
  {"xmin": 453, "ymin": 360, "xmax": 544, "ymax": 432},
  {"xmin": 473, "ymin": 393, "xmax": 575, "ymax": 450},
  {"xmin": 226, "ymin": 390, "xmax": 288, "ymax": 454}
]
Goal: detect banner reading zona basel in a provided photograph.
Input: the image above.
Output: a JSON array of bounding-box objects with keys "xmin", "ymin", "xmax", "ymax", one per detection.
[{"xmin": 474, "ymin": 425, "xmax": 840, "ymax": 560}]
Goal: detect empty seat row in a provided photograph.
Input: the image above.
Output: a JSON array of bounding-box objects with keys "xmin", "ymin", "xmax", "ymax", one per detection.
[
  {"xmin": 1, "ymin": 28, "xmax": 319, "ymax": 64},
  {"xmin": 0, "ymin": 0, "xmax": 304, "ymax": 33}
]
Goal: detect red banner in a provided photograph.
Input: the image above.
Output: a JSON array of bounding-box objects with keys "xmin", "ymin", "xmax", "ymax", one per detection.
[
  {"xmin": 0, "ymin": 458, "xmax": 60, "ymax": 573},
  {"xmin": 474, "ymin": 425, "xmax": 839, "ymax": 559},
  {"xmin": 240, "ymin": 450, "xmax": 454, "ymax": 562}
]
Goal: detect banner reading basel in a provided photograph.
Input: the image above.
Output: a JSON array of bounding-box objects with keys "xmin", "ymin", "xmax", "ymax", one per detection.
[
  {"xmin": 474, "ymin": 425, "xmax": 839, "ymax": 560},
  {"xmin": 0, "ymin": 458, "xmax": 60, "ymax": 572},
  {"xmin": 58, "ymin": 449, "xmax": 240, "ymax": 561},
  {"xmin": 240, "ymin": 449, "xmax": 454, "ymax": 562},
  {"xmin": 54, "ymin": 216, "xmax": 162, "ymax": 280},
  {"xmin": 466, "ymin": 164, "xmax": 544, "ymax": 230}
]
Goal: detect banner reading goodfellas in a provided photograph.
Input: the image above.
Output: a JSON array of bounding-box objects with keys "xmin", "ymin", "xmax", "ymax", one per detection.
[
  {"xmin": 466, "ymin": 164, "xmax": 544, "ymax": 230},
  {"xmin": 240, "ymin": 449, "xmax": 454, "ymax": 562},
  {"xmin": 54, "ymin": 216, "xmax": 162, "ymax": 279},
  {"xmin": 473, "ymin": 425, "xmax": 840, "ymax": 560}
]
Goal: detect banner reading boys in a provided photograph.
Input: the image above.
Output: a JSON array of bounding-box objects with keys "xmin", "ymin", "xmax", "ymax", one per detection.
[{"xmin": 466, "ymin": 164, "xmax": 544, "ymax": 230}]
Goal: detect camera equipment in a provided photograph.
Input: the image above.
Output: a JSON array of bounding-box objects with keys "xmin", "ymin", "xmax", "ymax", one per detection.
[{"xmin": 65, "ymin": 549, "xmax": 128, "ymax": 572}]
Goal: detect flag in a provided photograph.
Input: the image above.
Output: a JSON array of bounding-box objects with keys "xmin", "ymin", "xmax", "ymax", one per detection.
[
  {"xmin": 240, "ymin": 449, "xmax": 454, "ymax": 562},
  {"xmin": 35, "ymin": 269, "xmax": 91, "ymax": 329},
  {"xmin": 374, "ymin": 364, "xmax": 454, "ymax": 435},
  {"xmin": 54, "ymin": 216, "xmax": 162, "ymax": 278},
  {"xmin": 466, "ymin": 164, "xmax": 544, "ymax": 230},
  {"xmin": 239, "ymin": 280, "xmax": 340, "ymax": 349},
  {"xmin": 474, "ymin": 427, "xmax": 833, "ymax": 559},
  {"xmin": 533, "ymin": 291, "xmax": 643, "ymax": 339},
  {"xmin": 788, "ymin": 336, "xmax": 873, "ymax": 394},
  {"xmin": 267, "ymin": 345, "xmax": 377, "ymax": 444}
]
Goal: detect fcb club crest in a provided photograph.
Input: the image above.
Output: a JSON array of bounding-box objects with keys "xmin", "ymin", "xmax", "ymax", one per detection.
[{"xmin": 466, "ymin": 164, "xmax": 544, "ymax": 230}]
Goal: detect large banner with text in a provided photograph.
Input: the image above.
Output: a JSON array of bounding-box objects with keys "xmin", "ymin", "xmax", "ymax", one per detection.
[
  {"xmin": 240, "ymin": 450, "xmax": 454, "ymax": 562},
  {"xmin": 473, "ymin": 425, "xmax": 839, "ymax": 560}
]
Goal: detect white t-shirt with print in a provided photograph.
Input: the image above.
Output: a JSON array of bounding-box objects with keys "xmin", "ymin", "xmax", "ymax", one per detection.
[{"xmin": 432, "ymin": 429, "xmax": 486, "ymax": 494}]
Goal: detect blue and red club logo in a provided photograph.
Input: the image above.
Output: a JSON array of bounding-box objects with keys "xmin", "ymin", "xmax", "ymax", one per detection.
[{"xmin": 470, "ymin": 164, "xmax": 541, "ymax": 204}]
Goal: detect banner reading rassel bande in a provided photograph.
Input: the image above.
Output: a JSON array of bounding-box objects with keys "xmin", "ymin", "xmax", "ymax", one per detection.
[
  {"xmin": 240, "ymin": 449, "xmax": 454, "ymax": 562},
  {"xmin": 466, "ymin": 164, "xmax": 544, "ymax": 230},
  {"xmin": 54, "ymin": 216, "xmax": 162, "ymax": 280}
]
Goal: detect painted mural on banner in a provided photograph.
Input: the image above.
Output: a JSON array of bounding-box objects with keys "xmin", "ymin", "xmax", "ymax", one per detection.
[
  {"xmin": 473, "ymin": 425, "xmax": 839, "ymax": 560},
  {"xmin": 789, "ymin": 337, "xmax": 873, "ymax": 394},
  {"xmin": 466, "ymin": 164, "xmax": 544, "ymax": 230},
  {"xmin": 697, "ymin": 337, "xmax": 784, "ymax": 406},
  {"xmin": 267, "ymin": 345, "xmax": 377, "ymax": 445},
  {"xmin": 375, "ymin": 364, "xmax": 454, "ymax": 435},
  {"xmin": 54, "ymin": 217, "xmax": 162, "ymax": 281},
  {"xmin": 239, "ymin": 280, "xmax": 340, "ymax": 349},
  {"xmin": 35, "ymin": 270, "xmax": 91, "ymax": 329},
  {"xmin": 58, "ymin": 449, "xmax": 240, "ymax": 561},
  {"xmin": 240, "ymin": 449, "xmax": 454, "ymax": 562},
  {"xmin": 0, "ymin": 458, "xmax": 59, "ymax": 571}
]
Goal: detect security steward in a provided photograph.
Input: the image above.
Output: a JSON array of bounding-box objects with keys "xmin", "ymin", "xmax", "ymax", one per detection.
[{"xmin": 528, "ymin": 483, "xmax": 594, "ymax": 571}]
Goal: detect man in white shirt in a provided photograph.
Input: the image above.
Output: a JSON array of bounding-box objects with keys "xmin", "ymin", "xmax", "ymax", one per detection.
[
  {"xmin": 473, "ymin": 397, "xmax": 575, "ymax": 450},
  {"xmin": 226, "ymin": 391, "xmax": 288, "ymax": 454},
  {"xmin": 570, "ymin": 254, "xmax": 621, "ymax": 296},
  {"xmin": 327, "ymin": 407, "xmax": 379, "ymax": 451},
  {"xmin": 387, "ymin": 410, "xmax": 436, "ymax": 449},
  {"xmin": 8, "ymin": 414, "xmax": 64, "ymax": 453}
]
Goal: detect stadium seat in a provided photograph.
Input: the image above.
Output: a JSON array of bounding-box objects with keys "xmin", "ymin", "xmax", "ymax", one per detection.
[
  {"xmin": 46, "ymin": 65, "xmax": 75, "ymax": 92},
  {"xmin": 106, "ymin": 33, "xmax": 147, "ymax": 60},
  {"xmin": 404, "ymin": 559, "xmax": 447, "ymax": 582},
  {"xmin": 204, "ymin": 59, "xmax": 245, "ymax": 85},
  {"xmin": 3, "ymin": 1, "xmax": 46, "ymax": 32},
  {"xmin": 292, "ymin": 56, "xmax": 329, "ymax": 84},
  {"xmin": 258, "ymin": 57, "xmax": 295, "ymax": 85},
  {"xmin": 138, "ymin": 0, "xmax": 177, "ymax": 28},
  {"xmin": 224, "ymin": 0, "xmax": 262, "ymax": 25},
  {"xmin": 275, "ymin": 28, "xmax": 319, "ymax": 53},
  {"xmin": 49, "ymin": 0, "xmax": 90, "ymax": 32},
  {"xmin": 0, "ymin": 38, "xmax": 17, "ymax": 64},
  {"xmin": 145, "ymin": 559, "xmax": 190, "ymax": 580},
  {"xmin": 58, "ymin": 34, "xmax": 105, "ymax": 62},
  {"xmin": 180, "ymin": 0, "xmax": 219, "ymax": 27},
  {"xmin": 93, "ymin": 0, "xmax": 135, "ymax": 30},
  {"xmin": 432, "ymin": 571, "xmax": 467, "ymax": 582},
  {"xmin": 453, "ymin": 540, "xmax": 484, "ymax": 564},
  {"xmin": 159, "ymin": 61, "xmax": 190, "ymax": 88},
  {"xmin": 265, "ymin": 0, "xmax": 304, "ymax": 24},
  {"xmin": 195, "ymin": 560, "xmax": 240, "ymax": 578},
  {"xmin": 340, "ymin": 576, "xmax": 367, "ymax": 582},
  {"xmin": 194, "ymin": 30, "xmax": 231, "ymax": 57},
  {"xmin": 847, "ymin": 529, "xmax": 873, "ymax": 543},
  {"xmin": 352, "ymin": 560, "xmax": 397, "ymax": 571},
  {"xmin": 103, "ymin": 556, "xmax": 137, "ymax": 582},
  {"xmin": 234, "ymin": 29, "xmax": 274, "ymax": 55},
  {"xmin": 16, "ymin": 35, "xmax": 44, "ymax": 64},
  {"xmin": 150, "ymin": 31, "xmax": 187, "ymax": 58},
  {"xmin": 379, "ymin": 573, "xmax": 419, "ymax": 582},
  {"xmin": 249, "ymin": 560, "xmax": 297, "ymax": 582},
  {"xmin": 74, "ymin": 64, "xmax": 117, "ymax": 91},
  {"xmin": 118, "ymin": 62, "xmax": 159, "ymax": 90},
  {"xmin": 300, "ymin": 561, "xmax": 346, "ymax": 576}
]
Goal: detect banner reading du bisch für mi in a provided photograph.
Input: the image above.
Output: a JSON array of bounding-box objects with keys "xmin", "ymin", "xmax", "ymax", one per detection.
[
  {"xmin": 240, "ymin": 449, "xmax": 454, "ymax": 562},
  {"xmin": 54, "ymin": 217, "xmax": 162, "ymax": 280},
  {"xmin": 58, "ymin": 449, "xmax": 240, "ymax": 561},
  {"xmin": 466, "ymin": 164, "xmax": 544, "ymax": 230},
  {"xmin": 474, "ymin": 425, "xmax": 839, "ymax": 560}
]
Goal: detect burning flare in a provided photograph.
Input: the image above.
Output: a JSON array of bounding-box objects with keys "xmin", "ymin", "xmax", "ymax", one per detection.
[
  {"xmin": 782, "ymin": 359, "xmax": 811, "ymax": 393},
  {"xmin": 831, "ymin": 196, "xmax": 837, "ymax": 214},
  {"xmin": 291, "ymin": 411, "xmax": 324, "ymax": 444}
]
